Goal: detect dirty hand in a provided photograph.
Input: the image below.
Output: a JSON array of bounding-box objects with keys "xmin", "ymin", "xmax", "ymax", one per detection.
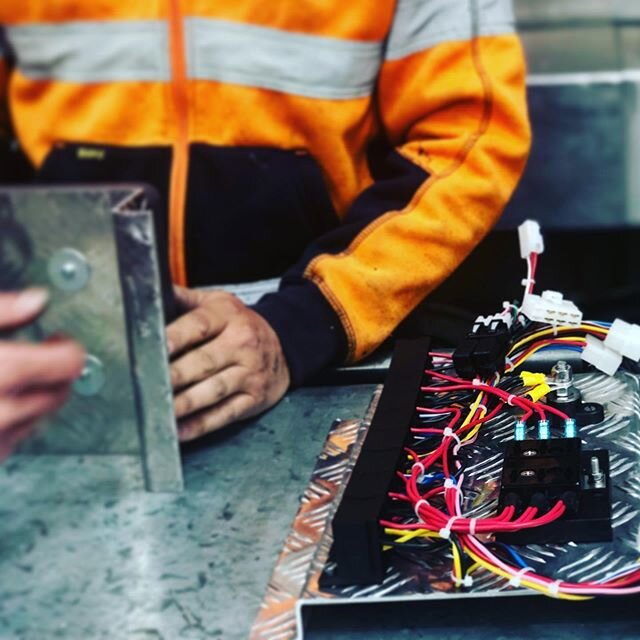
[
  {"xmin": 166, "ymin": 287, "xmax": 290, "ymax": 441},
  {"xmin": 0, "ymin": 289, "xmax": 85, "ymax": 461}
]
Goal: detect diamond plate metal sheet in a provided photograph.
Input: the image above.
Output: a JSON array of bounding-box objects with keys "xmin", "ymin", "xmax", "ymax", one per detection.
[{"xmin": 251, "ymin": 373, "xmax": 640, "ymax": 639}]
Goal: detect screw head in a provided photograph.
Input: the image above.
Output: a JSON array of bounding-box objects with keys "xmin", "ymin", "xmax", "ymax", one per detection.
[
  {"xmin": 520, "ymin": 469, "xmax": 536, "ymax": 478},
  {"xmin": 48, "ymin": 248, "xmax": 91, "ymax": 292},
  {"xmin": 522, "ymin": 449, "xmax": 538, "ymax": 457},
  {"xmin": 73, "ymin": 354, "xmax": 105, "ymax": 396}
]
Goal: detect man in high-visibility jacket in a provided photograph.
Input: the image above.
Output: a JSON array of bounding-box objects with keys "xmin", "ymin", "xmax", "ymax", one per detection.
[{"xmin": 0, "ymin": 1, "xmax": 531, "ymax": 442}]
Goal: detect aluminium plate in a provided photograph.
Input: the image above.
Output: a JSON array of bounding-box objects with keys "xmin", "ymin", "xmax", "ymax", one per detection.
[{"xmin": 251, "ymin": 372, "xmax": 640, "ymax": 639}]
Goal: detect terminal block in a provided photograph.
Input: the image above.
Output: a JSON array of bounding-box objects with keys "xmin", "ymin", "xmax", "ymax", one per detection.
[{"xmin": 497, "ymin": 438, "xmax": 612, "ymax": 545}]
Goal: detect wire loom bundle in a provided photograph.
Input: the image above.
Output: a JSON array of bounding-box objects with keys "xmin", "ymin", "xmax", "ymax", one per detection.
[{"xmin": 380, "ymin": 246, "xmax": 640, "ymax": 600}]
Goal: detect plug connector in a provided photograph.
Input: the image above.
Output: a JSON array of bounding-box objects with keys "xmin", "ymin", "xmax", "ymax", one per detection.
[
  {"xmin": 520, "ymin": 290, "xmax": 582, "ymax": 327},
  {"xmin": 581, "ymin": 334, "xmax": 622, "ymax": 377},
  {"xmin": 604, "ymin": 318, "xmax": 640, "ymax": 362},
  {"xmin": 518, "ymin": 220, "xmax": 544, "ymax": 259}
]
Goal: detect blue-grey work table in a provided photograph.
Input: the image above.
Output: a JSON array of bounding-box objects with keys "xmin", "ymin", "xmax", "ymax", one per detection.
[{"xmin": 0, "ymin": 385, "xmax": 376, "ymax": 640}]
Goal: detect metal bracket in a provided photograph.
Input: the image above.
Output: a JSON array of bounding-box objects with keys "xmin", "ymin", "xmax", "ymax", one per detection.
[{"xmin": 0, "ymin": 186, "xmax": 183, "ymax": 492}]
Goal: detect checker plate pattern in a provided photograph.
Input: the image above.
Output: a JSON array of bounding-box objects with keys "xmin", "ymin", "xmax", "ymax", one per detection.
[{"xmin": 251, "ymin": 373, "xmax": 640, "ymax": 639}]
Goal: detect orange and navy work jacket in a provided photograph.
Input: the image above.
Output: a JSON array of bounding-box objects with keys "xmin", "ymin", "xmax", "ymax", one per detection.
[{"xmin": 0, "ymin": 1, "xmax": 531, "ymax": 385}]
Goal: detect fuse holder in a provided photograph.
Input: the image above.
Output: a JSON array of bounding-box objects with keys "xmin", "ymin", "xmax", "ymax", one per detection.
[
  {"xmin": 581, "ymin": 334, "xmax": 622, "ymax": 377},
  {"xmin": 604, "ymin": 318, "xmax": 640, "ymax": 362}
]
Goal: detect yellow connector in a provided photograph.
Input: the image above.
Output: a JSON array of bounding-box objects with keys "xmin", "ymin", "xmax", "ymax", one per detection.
[
  {"xmin": 527, "ymin": 383, "xmax": 551, "ymax": 403},
  {"xmin": 520, "ymin": 371, "xmax": 547, "ymax": 387}
]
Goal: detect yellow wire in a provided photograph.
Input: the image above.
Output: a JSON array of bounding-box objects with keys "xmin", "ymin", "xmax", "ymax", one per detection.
[
  {"xmin": 509, "ymin": 324, "xmax": 606, "ymax": 355},
  {"xmin": 508, "ymin": 337, "xmax": 588, "ymax": 371},
  {"xmin": 464, "ymin": 548, "xmax": 590, "ymax": 601},
  {"xmin": 383, "ymin": 527, "xmax": 440, "ymax": 542},
  {"xmin": 451, "ymin": 541, "xmax": 463, "ymax": 580},
  {"xmin": 461, "ymin": 391, "xmax": 487, "ymax": 443}
]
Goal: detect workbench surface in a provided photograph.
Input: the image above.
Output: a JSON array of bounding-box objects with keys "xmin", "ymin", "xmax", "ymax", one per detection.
[
  {"xmin": 0, "ymin": 385, "xmax": 375, "ymax": 640},
  {"xmin": 2, "ymin": 384, "xmax": 638, "ymax": 640}
]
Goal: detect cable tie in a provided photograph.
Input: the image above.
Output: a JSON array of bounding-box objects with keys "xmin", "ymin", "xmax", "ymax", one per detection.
[
  {"xmin": 442, "ymin": 428, "xmax": 462, "ymax": 450},
  {"xmin": 548, "ymin": 580, "xmax": 562, "ymax": 596},
  {"xmin": 508, "ymin": 566, "xmax": 534, "ymax": 588},
  {"xmin": 444, "ymin": 478, "xmax": 456, "ymax": 490},
  {"xmin": 507, "ymin": 394, "xmax": 517, "ymax": 406},
  {"xmin": 476, "ymin": 403, "xmax": 488, "ymax": 415},
  {"xmin": 440, "ymin": 515, "xmax": 461, "ymax": 540},
  {"xmin": 469, "ymin": 518, "xmax": 478, "ymax": 536},
  {"xmin": 412, "ymin": 461, "xmax": 426, "ymax": 482},
  {"xmin": 414, "ymin": 499, "xmax": 429, "ymax": 521},
  {"xmin": 451, "ymin": 572, "xmax": 474, "ymax": 588},
  {"xmin": 472, "ymin": 378, "xmax": 482, "ymax": 386}
]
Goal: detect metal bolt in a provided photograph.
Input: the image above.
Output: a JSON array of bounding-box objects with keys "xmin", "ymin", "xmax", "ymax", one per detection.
[
  {"xmin": 590, "ymin": 455, "xmax": 606, "ymax": 489},
  {"xmin": 73, "ymin": 354, "xmax": 105, "ymax": 396},
  {"xmin": 520, "ymin": 469, "xmax": 536, "ymax": 478},
  {"xmin": 48, "ymin": 248, "xmax": 91, "ymax": 292},
  {"xmin": 522, "ymin": 449, "xmax": 538, "ymax": 457}
]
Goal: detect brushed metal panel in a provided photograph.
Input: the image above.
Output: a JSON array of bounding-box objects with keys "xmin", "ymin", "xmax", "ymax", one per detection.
[{"xmin": 0, "ymin": 188, "xmax": 140, "ymax": 454}]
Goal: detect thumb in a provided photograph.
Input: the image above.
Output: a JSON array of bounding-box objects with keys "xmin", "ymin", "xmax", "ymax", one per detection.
[{"xmin": 0, "ymin": 288, "xmax": 49, "ymax": 330}]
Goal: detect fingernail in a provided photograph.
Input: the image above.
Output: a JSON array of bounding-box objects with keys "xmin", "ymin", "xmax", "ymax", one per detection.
[
  {"xmin": 14, "ymin": 288, "xmax": 49, "ymax": 317},
  {"xmin": 167, "ymin": 339, "xmax": 175, "ymax": 355}
]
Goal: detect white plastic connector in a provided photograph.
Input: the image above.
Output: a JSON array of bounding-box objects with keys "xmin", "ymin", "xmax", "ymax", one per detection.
[
  {"xmin": 581, "ymin": 334, "xmax": 623, "ymax": 376},
  {"xmin": 604, "ymin": 318, "xmax": 640, "ymax": 362},
  {"xmin": 520, "ymin": 290, "xmax": 582, "ymax": 327},
  {"xmin": 518, "ymin": 220, "xmax": 544, "ymax": 258}
]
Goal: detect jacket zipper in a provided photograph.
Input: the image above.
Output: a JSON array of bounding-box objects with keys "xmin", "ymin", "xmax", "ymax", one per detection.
[{"xmin": 167, "ymin": 0, "xmax": 189, "ymax": 286}]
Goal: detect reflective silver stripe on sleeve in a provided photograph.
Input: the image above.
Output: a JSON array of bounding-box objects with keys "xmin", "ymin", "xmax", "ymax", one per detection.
[
  {"xmin": 185, "ymin": 18, "xmax": 383, "ymax": 100},
  {"xmin": 386, "ymin": 0, "xmax": 515, "ymax": 61},
  {"xmin": 5, "ymin": 21, "xmax": 170, "ymax": 82}
]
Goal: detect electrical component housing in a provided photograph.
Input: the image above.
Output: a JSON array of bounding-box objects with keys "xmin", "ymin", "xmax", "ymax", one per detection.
[
  {"xmin": 453, "ymin": 314, "xmax": 511, "ymax": 379},
  {"xmin": 497, "ymin": 438, "xmax": 612, "ymax": 545},
  {"xmin": 520, "ymin": 290, "xmax": 582, "ymax": 327}
]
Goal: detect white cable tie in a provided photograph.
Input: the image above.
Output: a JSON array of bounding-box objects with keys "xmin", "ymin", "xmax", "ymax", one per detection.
[
  {"xmin": 412, "ymin": 461, "xmax": 426, "ymax": 482},
  {"xmin": 442, "ymin": 428, "xmax": 462, "ymax": 449},
  {"xmin": 508, "ymin": 566, "xmax": 534, "ymax": 588},
  {"xmin": 440, "ymin": 515, "xmax": 461, "ymax": 539},
  {"xmin": 472, "ymin": 378, "xmax": 482, "ymax": 386},
  {"xmin": 548, "ymin": 580, "xmax": 562, "ymax": 597},
  {"xmin": 469, "ymin": 518, "xmax": 478, "ymax": 536},
  {"xmin": 507, "ymin": 394, "xmax": 517, "ymax": 406},
  {"xmin": 414, "ymin": 499, "xmax": 429, "ymax": 521},
  {"xmin": 451, "ymin": 572, "xmax": 474, "ymax": 588},
  {"xmin": 477, "ymin": 403, "xmax": 488, "ymax": 415},
  {"xmin": 444, "ymin": 478, "xmax": 456, "ymax": 490}
]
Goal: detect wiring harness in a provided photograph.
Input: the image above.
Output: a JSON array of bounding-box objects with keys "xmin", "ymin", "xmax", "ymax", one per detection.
[{"xmin": 379, "ymin": 221, "xmax": 640, "ymax": 600}]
